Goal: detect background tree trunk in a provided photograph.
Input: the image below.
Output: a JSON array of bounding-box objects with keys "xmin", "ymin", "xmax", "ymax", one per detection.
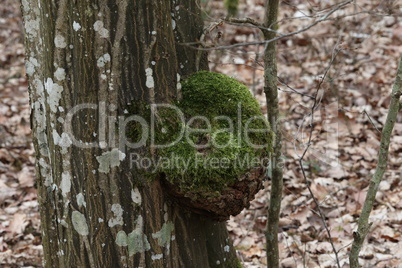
[
  {"xmin": 22, "ymin": 0, "xmax": 238, "ymax": 267},
  {"xmin": 262, "ymin": 0, "xmax": 282, "ymax": 267}
]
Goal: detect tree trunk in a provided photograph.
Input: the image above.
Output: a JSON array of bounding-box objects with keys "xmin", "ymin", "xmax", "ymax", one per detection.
[
  {"xmin": 262, "ymin": 0, "xmax": 282, "ymax": 267},
  {"xmin": 22, "ymin": 1, "xmax": 238, "ymax": 267}
]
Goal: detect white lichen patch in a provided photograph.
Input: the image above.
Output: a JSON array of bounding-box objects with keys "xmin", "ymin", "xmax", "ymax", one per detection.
[
  {"xmin": 52, "ymin": 130, "xmax": 72, "ymax": 154},
  {"xmin": 152, "ymin": 222, "xmax": 174, "ymax": 248},
  {"xmin": 224, "ymin": 245, "xmax": 230, "ymax": 252},
  {"xmin": 127, "ymin": 216, "xmax": 150, "ymax": 256},
  {"xmin": 54, "ymin": 35, "xmax": 67, "ymax": 48},
  {"xmin": 38, "ymin": 158, "xmax": 53, "ymax": 186},
  {"xmin": 116, "ymin": 230, "xmax": 128, "ymax": 247},
  {"xmin": 151, "ymin": 254, "xmax": 163, "ymax": 261},
  {"xmin": 24, "ymin": 18, "xmax": 39, "ymax": 40},
  {"xmin": 21, "ymin": 0, "xmax": 29, "ymax": 12},
  {"xmin": 60, "ymin": 172, "xmax": 71, "ymax": 197},
  {"xmin": 97, "ymin": 53, "xmax": 111, "ymax": 68},
  {"xmin": 163, "ymin": 203, "xmax": 168, "ymax": 222},
  {"xmin": 164, "ymin": 212, "xmax": 168, "ymax": 222},
  {"xmin": 25, "ymin": 61, "xmax": 35, "ymax": 76},
  {"xmin": 76, "ymin": 193, "xmax": 86, "ymax": 208},
  {"xmin": 93, "ymin": 20, "xmax": 109, "ymax": 38},
  {"xmin": 73, "ymin": 21, "xmax": 81, "ymax": 31},
  {"xmin": 145, "ymin": 68, "xmax": 154, "ymax": 88},
  {"xmin": 52, "ymin": 129, "xmax": 61, "ymax": 144},
  {"xmin": 54, "ymin": 67, "xmax": 66, "ymax": 81},
  {"xmin": 59, "ymin": 133, "xmax": 72, "ymax": 151},
  {"xmin": 99, "ymin": 141, "xmax": 107, "ymax": 149},
  {"xmin": 25, "ymin": 57, "xmax": 39, "ymax": 76},
  {"xmin": 60, "ymin": 219, "xmax": 69, "ymax": 228},
  {"xmin": 176, "ymin": 73, "xmax": 181, "ymax": 90},
  {"xmin": 98, "ymin": 218, "xmax": 104, "ymax": 223},
  {"xmin": 33, "ymin": 79, "xmax": 45, "ymax": 104},
  {"xmin": 96, "ymin": 148, "xmax": 126, "ymax": 174},
  {"xmin": 93, "ymin": 20, "xmax": 103, "ymax": 31},
  {"xmin": 44, "ymin": 78, "xmax": 63, "ymax": 113},
  {"xmin": 72, "ymin": 211, "xmax": 89, "ymax": 236},
  {"xmin": 131, "ymin": 188, "xmax": 141, "ymax": 205},
  {"xmin": 108, "ymin": 203, "xmax": 124, "ymax": 227}
]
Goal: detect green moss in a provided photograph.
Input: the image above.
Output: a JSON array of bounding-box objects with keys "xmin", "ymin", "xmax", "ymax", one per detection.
[{"xmin": 126, "ymin": 71, "xmax": 273, "ymax": 197}]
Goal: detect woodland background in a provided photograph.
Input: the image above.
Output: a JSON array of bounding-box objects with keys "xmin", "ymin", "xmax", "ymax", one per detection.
[{"xmin": 0, "ymin": 0, "xmax": 402, "ymax": 267}]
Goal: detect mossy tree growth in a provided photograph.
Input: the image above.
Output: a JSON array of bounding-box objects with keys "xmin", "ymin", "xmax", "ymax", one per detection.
[
  {"xmin": 163, "ymin": 71, "xmax": 272, "ymax": 190},
  {"xmin": 127, "ymin": 71, "xmax": 273, "ymax": 220}
]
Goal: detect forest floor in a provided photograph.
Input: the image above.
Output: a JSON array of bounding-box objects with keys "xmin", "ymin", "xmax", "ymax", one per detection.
[{"xmin": 1, "ymin": 0, "xmax": 402, "ymax": 267}]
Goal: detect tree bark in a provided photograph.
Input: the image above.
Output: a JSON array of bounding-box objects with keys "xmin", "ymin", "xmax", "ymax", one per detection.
[
  {"xmin": 22, "ymin": 1, "xmax": 238, "ymax": 267},
  {"xmin": 349, "ymin": 56, "xmax": 402, "ymax": 267},
  {"xmin": 262, "ymin": 0, "xmax": 283, "ymax": 267}
]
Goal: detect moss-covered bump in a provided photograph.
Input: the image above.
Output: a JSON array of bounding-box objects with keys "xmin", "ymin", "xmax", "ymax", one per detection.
[
  {"xmin": 159, "ymin": 71, "xmax": 273, "ymax": 195},
  {"xmin": 125, "ymin": 71, "xmax": 273, "ymax": 220}
]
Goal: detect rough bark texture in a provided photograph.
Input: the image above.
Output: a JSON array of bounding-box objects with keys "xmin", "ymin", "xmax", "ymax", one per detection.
[
  {"xmin": 162, "ymin": 167, "xmax": 264, "ymax": 221},
  {"xmin": 22, "ymin": 0, "xmax": 238, "ymax": 267},
  {"xmin": 262, "ymin": 0, "xmax": 282, "ymax": 267}
]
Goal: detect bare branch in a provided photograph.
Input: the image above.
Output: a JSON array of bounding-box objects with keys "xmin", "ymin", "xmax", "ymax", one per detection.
[
  {"xmin": 296, "ymin": 46, "xmax": 342, "ymax": 268},
  {"xmin": 264, "ymin": 0, "xmax": 282, "ymax": 267},
  {"xmin": 222, "ymin": 17, "xmax": 263, "ymax": 28},
  {"xmin": 278, "ymin": 78, "xmax": 315, "ymax": 99},
  {"xmin": 180, "ymin": 0, "xmax": 353, "ymax": 51},
  {"xmin": 338, "ymin": 107, "xmax": 382, "ymax": 133},
  {"xmin": 349, "ymin": 55, "xmax": 402, "ymax": 267}
]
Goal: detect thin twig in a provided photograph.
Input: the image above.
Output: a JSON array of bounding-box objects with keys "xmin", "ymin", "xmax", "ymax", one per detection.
[
  {"xmin": 297, "ymin": 46, "xmax": 342, "ymax": 268},
  {"xmin": 196, "ymin": 21, "xmax": 223, "ymax": 70},
  {"xmin": 278, "ymin": 78, "xmax": 315, "ymax": 99},
  {"xmin": 349, "ymin": 55, "xmax": 402, "ymax": 267},
  {"xmin": 264, "ymin": 0, "xmax": 282, "ymax": 267},
  {"xmin": 338, "ymin": 107, "xmax": 381, "ymax": 133},
  {"xmin": 222, "ymin": 17, "xmax": 264, "ymax": 28},
  {"xmin": 180, "ymin": 0, "xmax": 353, "ymax": 51}
]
